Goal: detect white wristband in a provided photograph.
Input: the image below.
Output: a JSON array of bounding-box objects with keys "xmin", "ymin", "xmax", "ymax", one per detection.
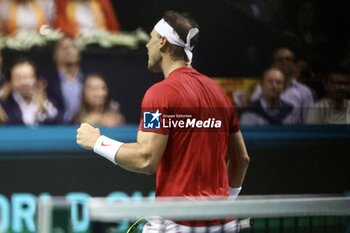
[
  {"xmin": 93, "ymin": 135, "xmax": 124, "ymax": 165},
  {"xmin": 229, "ymin": 186, "xmax": 242, "ymax": 200}
]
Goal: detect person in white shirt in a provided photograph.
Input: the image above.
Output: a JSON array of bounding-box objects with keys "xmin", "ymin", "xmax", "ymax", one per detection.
[
  {"xmin": 305, "ymin": 66, "xmax": 350, "ymax": 124},
  {"xmin": 1, "ymin": 58, "xmax": 59, "ymax": 125},
  {"xmin": 0, "ymin": 0, "xmax": 54, "ymax": 35}
]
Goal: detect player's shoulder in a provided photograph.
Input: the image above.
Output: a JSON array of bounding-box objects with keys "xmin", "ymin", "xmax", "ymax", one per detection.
[
  {"xmin": 145, "ymin": 79, "xmax": 177, "ymax": 98},
  {"xmin": 142, "ymin": 80, "xmax": 180, "ymax": 108},
  {"xmin": 192, "ymin": 69, "xmax": 224, "ymax": 89}
]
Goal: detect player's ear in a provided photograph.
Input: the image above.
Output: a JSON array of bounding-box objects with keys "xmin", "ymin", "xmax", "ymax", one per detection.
[{"xmin": 159, "ymin": 36, "xmax": 168, "ymax": 49}]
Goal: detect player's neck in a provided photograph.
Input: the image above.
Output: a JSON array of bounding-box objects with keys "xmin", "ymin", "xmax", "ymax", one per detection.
[{"xmin": 161, "ymin": 58, "xmax": 187, "ymax": 78}]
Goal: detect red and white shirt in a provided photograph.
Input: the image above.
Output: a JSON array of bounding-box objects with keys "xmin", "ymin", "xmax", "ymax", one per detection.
[{"xmin": 139, "ymin": 67, "xmax": 240, "ymax": 198}]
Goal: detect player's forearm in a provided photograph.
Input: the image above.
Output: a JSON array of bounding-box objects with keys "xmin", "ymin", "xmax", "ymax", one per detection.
[
  {"xmin": 227, "ymin": 131, "xmax": 250, "ymax": 188},
  {"xmin": 228, "ymin": 155, "xmax": 249, "ymax": 187},
  {"xmin": 82, "ymin": 128, "xmax": 167, "ymax": 175}
]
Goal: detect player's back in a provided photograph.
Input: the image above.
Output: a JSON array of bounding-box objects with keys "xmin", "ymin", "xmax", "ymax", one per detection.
[{"xmin": 144, "ymin": 67, "xmax": 239, "ymax": 198}]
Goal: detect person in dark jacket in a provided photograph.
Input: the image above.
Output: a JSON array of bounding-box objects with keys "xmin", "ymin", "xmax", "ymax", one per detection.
[{"xmin": 2, "ymin": 58, "xmax": 59, "ymax": 126}]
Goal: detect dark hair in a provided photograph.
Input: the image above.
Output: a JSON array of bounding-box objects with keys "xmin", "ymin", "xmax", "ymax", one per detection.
[
  {"xmin": 162, "ymin": 10, "xmax": 200, "ymax": 62},
  {"xmin": 323, "ymin": 65, "xmax": 350, "ymax": 83},
  {"xmin": 271, "ymin": 46, "xmax": 296, "ymax": 62},
  {"xmin": 54, "ymin": 35, "xmax": 76, "ymax": 51},
  {"xmin": 6, "ymin": 57, "xmax": 39, "ymax": 81}
]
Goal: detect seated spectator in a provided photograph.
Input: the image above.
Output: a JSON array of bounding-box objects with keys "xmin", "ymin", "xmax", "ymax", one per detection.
[
  {"xmin": 305, "ymin": 66, "xmax": 350, "ymax": 124},
  {"xmin": 2, "ymin": 58, "xmax": 59, "ymax": 125},
  {"xmin": 54, "ymin": 0, "xmax": 121, "ymax": 37},
  {"xmin": 44, "ymin": 36, "xmax": 84, "ymax": 124},
  {"xmin": 251, "ymin": 47, "xmax": 315, "ymax": 123},
  {"xmin": 0, "ymin": 0, "xmax": 54, "ymax": 35},
  {"xmin": 241, "ymin": 68, "xmax": 296, "ymax": 125},
  {"xmin": 74, "ymin": 73, "xmax": 124, "ymax": 127}
]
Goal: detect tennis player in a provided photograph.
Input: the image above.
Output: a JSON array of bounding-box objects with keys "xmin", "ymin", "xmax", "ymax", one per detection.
[{"xmin": 77, "ymin": 10, "xmax": 250, "ymax": 233}]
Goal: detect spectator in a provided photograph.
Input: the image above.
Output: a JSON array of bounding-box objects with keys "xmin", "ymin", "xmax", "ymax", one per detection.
[
  {"xmin": 45, "ymin": 36, "xmax": 84, "ymax": 124},
  {"xmin": 74, "ymin": 73, "xmax": 124, "ymax": 127},
  {"xmin": 305, "ymin": 66, "xmax": 350, "ymax": 124},
  {"xmin": 54, "ymin": 0, "xmax": 121, "ymax": 37},
  {"xmin": 2, "ymin": 58, "xmax": 59, "ymax": 125},
  {"xmin": 241, "ymin": 68, "xmax": 296, "ymax": 125},
  {"xmin": 251, "ymin": 47, "xmax": 315, "ymax": 123},
  {"xmin": 0, "ymin": 0, "xmax": 54, "ymax": 35}
]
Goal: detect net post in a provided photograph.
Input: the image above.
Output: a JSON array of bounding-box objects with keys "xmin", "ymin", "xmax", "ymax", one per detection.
[{"xmin": 37, "ymin": 197, "xmax": 53, "ymax": 233}]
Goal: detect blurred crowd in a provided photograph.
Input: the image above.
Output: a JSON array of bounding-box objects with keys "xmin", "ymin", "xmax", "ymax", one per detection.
[
  {"xmin": 0, "ymin": 0, "xmax": 349, "ymax": 126},
  {"xmin": 0, "ymin": 36, "xmax": 125, "ymax": 127},
  {"xmin": 0, "ymin": 0, "xmax": 120, "ymax": 36},
  {"xmin": 239, "ymin": 47, "xmax": 350, "ymax": 125},
  {"xmin": 232, "ymin": 0, "xmax": 350, "ymax": 125},
  {"xmin": 0, "ymin": 0, "xmax": 125, "ymax": 127}
]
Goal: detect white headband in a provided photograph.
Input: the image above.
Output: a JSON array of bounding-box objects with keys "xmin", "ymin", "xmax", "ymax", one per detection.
[{"xmin": 154, "ymin": 18, "xmax": 199, "ymax": 64}]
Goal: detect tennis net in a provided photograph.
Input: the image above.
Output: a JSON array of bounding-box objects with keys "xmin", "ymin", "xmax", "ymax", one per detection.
[{"xmin": 37, "ymin": 195, "xmax": 350, "ymax": 233}]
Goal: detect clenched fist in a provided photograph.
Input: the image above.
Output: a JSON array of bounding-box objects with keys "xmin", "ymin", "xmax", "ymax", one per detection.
[{"xmin": 76, "ymin": 123, "xmax": 101, "ymax": 150}]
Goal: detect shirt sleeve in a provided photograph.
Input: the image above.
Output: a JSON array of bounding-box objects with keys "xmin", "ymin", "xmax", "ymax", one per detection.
[
  {"xmin": 220, "ymin": 86, "xmax": 240, "ymax": 133},
  {"xmin": 222, "ymin": 92, "xmax": 240, "ymax": 133},
  {"xmin": 230, "ymin": 105, "xmax": 240, "ymax": 133},
  {"xmin": 138, "ymin": 85, "xmax": 174, "ymax": 135}
]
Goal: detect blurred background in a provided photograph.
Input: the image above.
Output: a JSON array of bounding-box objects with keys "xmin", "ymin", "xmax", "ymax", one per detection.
[
  {"xmin": 0, "ymin": 1, "xmax": 349, "ymax": 232},
  {"xmin": 1, "ymin": 0, "xmax": 349, "ymax": 123}
]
